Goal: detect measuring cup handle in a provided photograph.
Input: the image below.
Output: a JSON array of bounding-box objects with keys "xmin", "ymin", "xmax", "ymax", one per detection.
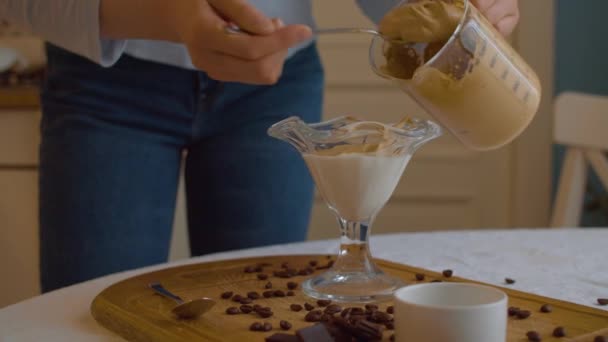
[{"xmin": 149, "ymin": 282, "xmax": 184, "ymax": 304}]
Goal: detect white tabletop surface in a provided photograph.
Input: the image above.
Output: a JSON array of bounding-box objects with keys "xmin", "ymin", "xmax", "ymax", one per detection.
[{"xmin": 1, "ymin": 228, "xmax": 607, "ymax": 341}]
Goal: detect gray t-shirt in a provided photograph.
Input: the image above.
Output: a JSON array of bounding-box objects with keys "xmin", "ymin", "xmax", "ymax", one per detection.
[{"xmin": 0, "ymin": 0, "xmax": 400, "ymax": 69}]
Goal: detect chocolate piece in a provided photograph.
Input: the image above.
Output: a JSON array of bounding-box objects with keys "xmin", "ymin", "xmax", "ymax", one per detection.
[
  {"xmin": 274, "ymin": 290, "xmax": 286, "ymax": 297},
  {"xmin": 240, "ymin": 305, "xmax": 253, "ymax": 314},
  {"xmin": 286, "ymin": 291, "xmax": 295, "ymax": 296},
  {"xmin": 415, "ymin": 273, "xmax": 425, "ymax": 281},
  {"xmin": 508, "ymin": 306, "xmax": 520, "ymax": 316},
  {"xmin": 263, "ymin": 322, "xmax": 273, "ymax": 332},
  {"xmin": 263, "ymin": 290, "xmax": 274, "ymax": 298},
  {"xmin": 265, "ymin": 282, "xmax": 273, "ymax": 289},
  {"xmin": 287, "ymin": 282, "xmax": 298, "ymax": 290},
  {"xmin": 352, "ymin": 319, "xmax": 385, "ymax": 340},
  {"xmin": 598, "ymin": 298, "xmax": 608, "ymax": 306},
  {"xmin": 386, "ymin": 306, "xmax": 394, "ymax": 314},
  {"xmin": 290, "ymin": 304, "xmax": 303, "ymax": 312},
  {"xmin": 317, "ymin": 300, "xmax": 332, "ymax": 307},
  {"xmin": 540, "ymin": 304, "xmax": 553, "ymax": 313},
  {"xmin": 250, "ymin": 322, "xmax": 263, "ymax": 331},
  {"xmin": 257, "ymin": 273, "xmax": 269, "ymax": 280},
  {"xmin": 265, "ymin": 333, "xmax": 299, "ymax": 342},
  {"xmin": 594, "ymin": 336, "xmax": 607, "ymax": 342},
  {"xmin": 305, "ymin": 310, "xmax": 324, "ymax": 322},
  {"xmin": 232, "ymin": 294, "xmax": 243, "ymax": 302},
  {"xmin": 553, "ymin": 326, "xmax": 566, "ymax": 337},
  {"xmin": 240, "ymin": 298, "xmax": 253, "ymax": 305},
  {"xmin": 296, "ymin": 323, "xmax": 334, "ymax": 342},
  {"xmin": 517, "ymin": 310, "xmax": 532, "ymax": 319},
  {"xmin": 280, "ymin": 320, "xmax": 292, "ymax": 330},
  {"xmin": 324, "ymin": 304, "xmax": 343, "ymax": 315},
  {"xmin": 505, "ymin": 278, "xmax": 516, "ymax": 284},
  {"xmin": 442, "ymin": 269, "xmax": 453, "ymax": 278},
  {"xmin": 244, "ymin": 266, "xmax": 256, "ymax": 273},
  {"xmin": 225, "ymin": 307, "xmax": 239, "ymax": 315},
  {"xmin": 304, "ymin": 303, "xmax": 315, "ymax": 311},
  {"xmin": 526, "ymin": 331, "xmax": 541, "ymax": 341},
  {"xmin": 221, "ymin": 291, "xmax": 233, "ymax": 299}
]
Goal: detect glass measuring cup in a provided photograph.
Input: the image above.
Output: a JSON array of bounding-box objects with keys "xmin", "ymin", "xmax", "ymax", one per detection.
[
  {"xmin": 268, "ymin": 115, "xmax": 442, "ymax": 302},
  {"xmin": 370, "ymin": 0, "xmax": 542, "ymax": 151}
]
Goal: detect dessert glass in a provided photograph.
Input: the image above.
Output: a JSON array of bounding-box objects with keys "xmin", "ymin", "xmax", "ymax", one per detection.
[{"xmin": 268, "ymin": 115, "xmax": 441, "ymax": 302}]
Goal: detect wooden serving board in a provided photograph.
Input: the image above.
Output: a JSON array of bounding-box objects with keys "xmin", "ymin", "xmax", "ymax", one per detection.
[{"xmin": 91, "ymin": 255, "xmax": 608, "ymax": 342}]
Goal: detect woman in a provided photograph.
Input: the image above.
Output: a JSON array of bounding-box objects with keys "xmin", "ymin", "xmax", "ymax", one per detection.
[{"xmin": 0, "ymin": 0, "xmax": 519, "ymax": 292}]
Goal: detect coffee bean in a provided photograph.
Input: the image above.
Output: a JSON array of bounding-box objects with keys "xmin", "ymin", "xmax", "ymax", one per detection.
[
  {"xmin": 415, "ymin": 273, "xmax": 425, "ymax": 281},
  {"xmin": 365, "ymin": 304, "xmax": 378, "ymax": 311},
  {"xmin": 290, "ymin": 304, "xmax": 303, "ymax": 312},
  {"xmin": 324, "ymin": 304, "xmax": 343, "ymax": 315},
  {"xmin": 240, "ymin": 298, "xmax": 253, "ymax": 305},
  {"xmin": 594, "ymin": 336, "xmax": 607, "ymax": 342},
  {"xmin": 263, "ymin": 322, "xmax": 273, "ymax": 332},
  {"xmin": 505, "ymin": 278, "xmax": 516, "ymax": 284},
  {"xmin": 305, "ymin": 310, "xmax": 323, "ymax": 322},
  {"xmin": 442, "ymin": 269, "xmax": 453, "ymax": 278},
  {"xmin": 286, "ymin": 291, "xmax": 295, "ymax": 296},
  {"xmin": 540, "ymin": 304, "xmax": 553, "ymax": 313},
  {"xmin": 526, "ymin": 330, "xmax": 541, "ymax": 341},
  {"xmin": 274, "ymin": 290, "xmax": 286, "ymax": 297},
  {"xmin": 298, "ymin": 269, "xmax": 311, "ymax": 276},
  {"xmin": 257, "ymin": 274, "xmax": 269, "ymax": 280},
  {"xmin": 253, "ymin": 304, "xmax": 262, "ymax": 311},
  {"xmin": 508, "ymin": 306, "xmax": 520, "ymax": 316},
  {"xmin": 317, "ymin": 299, "xmax": 332, "ymax": 307},
  {"xmin": 226, "ymin": 307, "xmax": 240, "ymax": 315},
  {"xmin": 598, "ymin": 298, "xmax": 608, "ymax": 306},
  {"xmin": 244, "ymin": 266, "xmax": 256, "ymax": 273},
  {"xmin": 258, "ymin": 309, "xmax": 274, "ymax": 318},
  {"xmin": 386, "ymin": 306, "xmax": 394, "ymax": 314},
  {"xmin": 221, "ymin": 291, "xmax": 233, "ymax": 299},
  {"xmin": 304, "ymin": 303, "xmax": 315, "ymax": 311},
  {"xmin": 250, "ymin": 322, "xmax": 263, "ymax": 331},
  {"xmin": 247, "ymin": 291, "xmax": 260, "ymax": 300},
  {"xmin": 287, "ymin": 268, "xmax": 298, "ymax": 276},
  {"xmin": 369, "ymin": 310, "xmax": 391, "ymax": 323},
  {"xmin": 240, "ymin": 305, "xmax": 253, "ymax": 314},
  {"xmin": 287, "ymin": 282, "xmax": 298, "ymax": 290},
  {"xmin": 386, "ymin": 321, "xmax": 394, "ymax": 330},
  {"xmin": 517, "ymin": 310, "xmax": 532, "ymax": 319},
  {"xmin": 309, "ymin": 260, "xmax": 318, "ymax": 267},
  {"xmin": 254, "ymin": 265, "xmax": 263, "ymax": 272},
  {"xmin": 232, "ymin": 294, "xmax": 243, "ymax": 302},
  {"xmin": 281, "ymin": 262, "xmax": 289, "ymax": 269},
  {"xmin": 280, "ymin": 320, "xmax": 292, "ymax": 331},
  {"xmin": 431, "ymin": 279, "xmax": 443, "ymax": 283},
  {"xmin": 263, "ymin": 291, "xmax": 274, "ymax": 298},
  {"xmin": 553, "ymin": 326, "xmax": 566, "ymax": 337},
  {"xmin": 265, "ymin": 282, "xmax": 273, "ymax": 289}
]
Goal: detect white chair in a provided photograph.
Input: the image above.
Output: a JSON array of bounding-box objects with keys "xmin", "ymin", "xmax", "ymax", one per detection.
[{"xmin": 551, "ymin": 92, "xmax": 608, "ymax": 227}]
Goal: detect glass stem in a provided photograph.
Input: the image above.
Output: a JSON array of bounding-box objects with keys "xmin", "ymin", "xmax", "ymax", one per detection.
[{"xmin": 333, "ymin": 217, "xmax": 381, "ymax": 274}]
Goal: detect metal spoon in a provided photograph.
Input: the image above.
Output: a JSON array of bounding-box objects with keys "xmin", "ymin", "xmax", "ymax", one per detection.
[
  {"xmin": 225, "ymin": 25, "xmax": 408, "ymax": 44},
  {"xmin": 148, "ymin": 282, "xmax": 215, "ymax": 319}
]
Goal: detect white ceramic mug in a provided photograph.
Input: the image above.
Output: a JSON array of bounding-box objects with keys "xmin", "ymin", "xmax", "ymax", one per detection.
[{"xmin": 394, "ymin": 282, "xmax": 508, "ymax": 342}]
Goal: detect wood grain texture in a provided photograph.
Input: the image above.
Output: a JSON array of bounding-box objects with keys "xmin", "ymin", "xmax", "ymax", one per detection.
[{"xmin": 91, "ymin": 255, "xmax": 608, "ymax": 342}]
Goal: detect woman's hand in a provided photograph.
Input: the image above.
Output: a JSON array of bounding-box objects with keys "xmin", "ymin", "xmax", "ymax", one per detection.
[
  {"xmin": 471, "ymin": 0, "xmax": 520, "ymax": 36},
  {"xmin": 101, "ymin": 0, "xmax": 313, "ymax": 85}
]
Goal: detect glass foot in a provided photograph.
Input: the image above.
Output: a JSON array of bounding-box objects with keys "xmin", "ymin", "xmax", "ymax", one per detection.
[{"xmin": 302, "ymin": 269, "xmax": 405, "ymax": 303}]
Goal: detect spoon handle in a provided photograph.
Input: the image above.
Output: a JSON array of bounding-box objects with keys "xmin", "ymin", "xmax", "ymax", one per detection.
[
  {"xmin": 149, "ymin": 282, "xmax": 184, "ymax": 304},
  {"xmin": 224, "ymin": 25, "xmax": 381, "ymax": 38}
]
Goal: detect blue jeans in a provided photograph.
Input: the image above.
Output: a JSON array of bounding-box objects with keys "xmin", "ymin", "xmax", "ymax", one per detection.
[{"xmin": 39, "ymin": 44, "xmax": 324, "ymax": 292}]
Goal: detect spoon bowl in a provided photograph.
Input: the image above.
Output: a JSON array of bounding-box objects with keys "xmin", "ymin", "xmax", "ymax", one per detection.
[{"xmin": 148, "ymin": 282, "xmax": 215, "ymax": 319}]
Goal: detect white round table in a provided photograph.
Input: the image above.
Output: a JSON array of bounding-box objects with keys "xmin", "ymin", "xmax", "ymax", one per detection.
[{"xmin": 1, "ymin": 228, "xmax": 607, "ymax": 341}]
